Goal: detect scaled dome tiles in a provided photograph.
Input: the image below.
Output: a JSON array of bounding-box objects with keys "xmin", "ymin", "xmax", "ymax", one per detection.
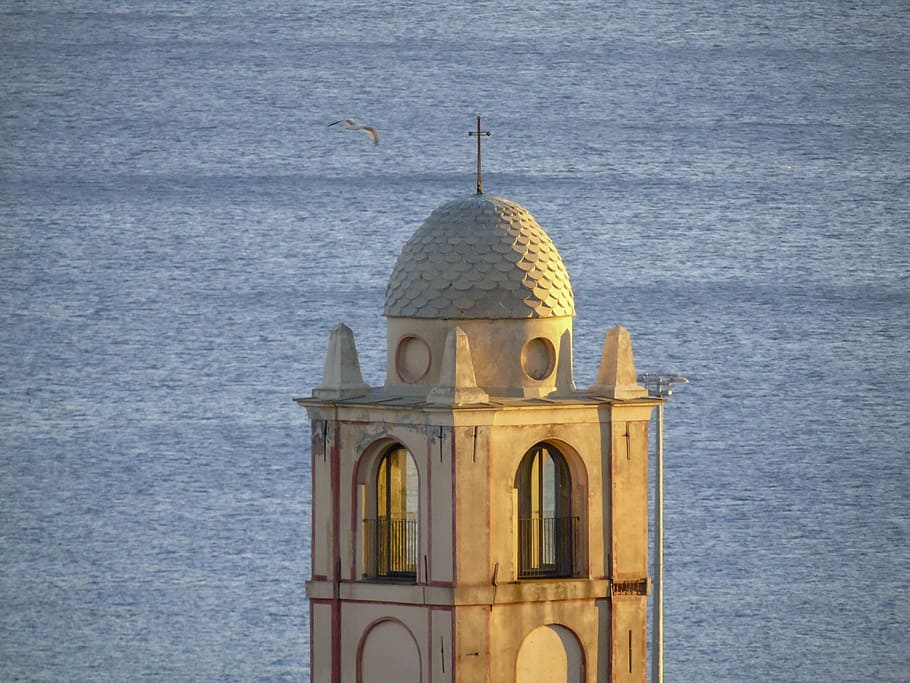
[{"xmin": 385, "ymin": 194, "xmax": 576, "ymax": 319}]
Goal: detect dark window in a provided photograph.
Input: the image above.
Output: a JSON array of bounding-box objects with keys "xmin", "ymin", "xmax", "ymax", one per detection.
[
  {"xmin": 364, "ymin": 446, "xmax": 418, "ymax": 580},
  {"xmin": 515, "ymin": 443, "xmax": 576, "ymax": 578}
]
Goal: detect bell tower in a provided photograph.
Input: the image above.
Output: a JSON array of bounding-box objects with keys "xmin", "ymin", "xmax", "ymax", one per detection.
[{"xmin": 297, "ymin": 192, "xmax": 658, "ymax": 682}]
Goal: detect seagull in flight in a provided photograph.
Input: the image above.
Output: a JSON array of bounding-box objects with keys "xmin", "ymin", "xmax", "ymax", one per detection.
[{"xmin": 328, "ymin": 118, "xmax": 379, "ymax": 147}]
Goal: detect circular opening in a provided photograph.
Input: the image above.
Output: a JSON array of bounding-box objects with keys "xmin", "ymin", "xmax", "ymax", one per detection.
[
  {"xmin": 395, "ymin": 336, "xmax": 431, "ymax": 384},
  {"xmin": 521, "ymin": 337, "xmax": 555, "ymax": 381}
]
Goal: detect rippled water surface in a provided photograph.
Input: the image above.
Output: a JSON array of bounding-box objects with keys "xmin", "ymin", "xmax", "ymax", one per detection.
[{"xmin": 2, "ymin": 1, "xmax": 908, "ymax": 681}]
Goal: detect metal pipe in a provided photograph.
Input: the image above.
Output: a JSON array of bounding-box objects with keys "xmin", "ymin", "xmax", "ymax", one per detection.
[
  {"xmin": 638, "ymin": 373, "xmax": 688, "ymax": 683},
  {"xmin": 652, "ymin": 399, "xmax": 664, "ymax": 683}
]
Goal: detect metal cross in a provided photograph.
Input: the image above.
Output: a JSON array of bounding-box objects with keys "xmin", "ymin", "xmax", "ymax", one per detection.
[{"xmin": 468, "ymin": 115, "xmax": 490, "ymax": 194}]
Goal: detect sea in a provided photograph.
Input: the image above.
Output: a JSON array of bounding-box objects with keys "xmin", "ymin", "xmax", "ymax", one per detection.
[{"xmin": 1, "ymin": 1, "xmax": 908, "ymax": 681}]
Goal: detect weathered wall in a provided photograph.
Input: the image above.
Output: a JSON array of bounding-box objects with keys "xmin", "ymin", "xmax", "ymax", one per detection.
[{"xmin": 302, "ymin": 396, "xmax": 655, "ymax": 683}]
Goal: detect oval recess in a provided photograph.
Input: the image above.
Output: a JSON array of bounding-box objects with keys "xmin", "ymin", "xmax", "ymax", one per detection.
[
  {"xmin": 521, "ymin": 337, "xmax": 555, "ymax": 381},
  {"xmin": 396, "ymin": 335, "xmax": 431, "ymax": 384}
]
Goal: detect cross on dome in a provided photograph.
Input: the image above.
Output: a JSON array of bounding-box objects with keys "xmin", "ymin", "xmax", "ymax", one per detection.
[{"xmin": 468, "ymin": 115, "xmax": 491, "ymax": 194}]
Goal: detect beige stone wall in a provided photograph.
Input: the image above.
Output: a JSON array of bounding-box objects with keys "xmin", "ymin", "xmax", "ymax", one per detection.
[
  {"xmin": 610, "ymin": 596, "xmax": 649, "ymax": 682},
  {"xmin": 301, "ymin": 396, "xmax": 655, "ymax": 682},
  {"xmin": 608, "ymin": 411, "xmax": 651, "ymax": 581},
  {"xmin": 463, "ymin": 416, "xmax": 604, "ymax": 585},
  {"xmin": 486, "ymin": 600, "xmax": 602, "ymax": 683}
]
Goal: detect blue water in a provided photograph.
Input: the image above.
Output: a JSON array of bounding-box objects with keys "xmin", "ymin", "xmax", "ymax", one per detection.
[{"xmin": 2, "ymin": 1, "xmax": 908, "ymax": 681}]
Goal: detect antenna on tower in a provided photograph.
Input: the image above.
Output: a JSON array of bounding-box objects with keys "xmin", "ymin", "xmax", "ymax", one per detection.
[{"xmin": 468, "ymin": 115, "xmax": 491, "ymax": 194}]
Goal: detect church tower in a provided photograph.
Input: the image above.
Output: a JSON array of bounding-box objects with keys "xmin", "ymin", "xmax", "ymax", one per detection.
[{"xmin": 297, "ymin": 189, "xmax": 658, "ymax": 682}]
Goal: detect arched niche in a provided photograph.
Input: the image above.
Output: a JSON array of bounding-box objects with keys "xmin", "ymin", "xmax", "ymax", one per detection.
[
  {"xmin": 358, "ymin": 618, "xmax": 422, "ymax": 683},
  {"xmin": 516, "ymin": 624, "xmax": 584, "ymax": 683}
]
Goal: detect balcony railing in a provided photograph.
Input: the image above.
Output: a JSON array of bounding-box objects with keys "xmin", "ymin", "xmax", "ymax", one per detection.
[
  {"xmin": 518, "ymin": 515, "xmax": 578, "ymax": 578},
  {"xmin": 362, "ymin": 517, "xmax": 417, "ymax": 580}
]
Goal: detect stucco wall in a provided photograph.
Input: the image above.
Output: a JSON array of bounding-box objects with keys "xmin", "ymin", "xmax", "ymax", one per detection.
[{"xmin": 302, "ymin": 397, "xmax": 655, "ymax": 683}]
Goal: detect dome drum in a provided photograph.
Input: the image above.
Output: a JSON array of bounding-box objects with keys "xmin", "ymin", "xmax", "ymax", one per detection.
[{"xmin": 386, "ymin": 316, "xmax": 574, "ymax": 398}]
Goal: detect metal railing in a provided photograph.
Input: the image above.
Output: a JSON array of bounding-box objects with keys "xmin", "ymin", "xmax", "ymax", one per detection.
[
  {"xmin": 362, "ymin": 517, "xmax": 417, "ymax": 580},
  {"xmin": 517, "ymin": 515, "xmax": 578, "ymax": 578}
]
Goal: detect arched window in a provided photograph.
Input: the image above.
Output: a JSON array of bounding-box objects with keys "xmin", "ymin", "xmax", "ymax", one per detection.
[
  {"xmin": 515, "ymin": 443, "xmax": 576, "ymax": 578},
  {"xmin": 364, "ymin": 445, "xmax": 418, "ymax": 580}
]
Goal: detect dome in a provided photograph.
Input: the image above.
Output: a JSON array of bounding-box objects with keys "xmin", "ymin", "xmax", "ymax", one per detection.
[{"xmin": 384, "ymin": 194, "xmax": 575, "ymax": 319}]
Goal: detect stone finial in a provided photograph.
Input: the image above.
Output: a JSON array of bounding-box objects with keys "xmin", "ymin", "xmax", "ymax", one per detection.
[
  {"xmin": 554, "ymin": 328, "xmax": 576, "ymax": 394},
  {"xmin": 588, "ymin": 325, "xmax": 648, "ymax": 399},
  {"xmin": 312, "ymin": 323, "xmax": 371, "ymax": 399},
  {"xmin": 427, "ymin": 327, "xmax": 489, "ymax": 406}
]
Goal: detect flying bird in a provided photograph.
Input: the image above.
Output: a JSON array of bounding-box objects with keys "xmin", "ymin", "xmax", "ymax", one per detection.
[{"xmin": 328, "ymin": 118, "xmax": 379, "ymax": 147}]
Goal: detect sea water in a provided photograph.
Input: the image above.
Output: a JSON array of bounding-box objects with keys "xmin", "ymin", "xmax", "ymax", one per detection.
[{"xmin": 1, "ymin": 1, "xmax": 908, "ymax": 680}]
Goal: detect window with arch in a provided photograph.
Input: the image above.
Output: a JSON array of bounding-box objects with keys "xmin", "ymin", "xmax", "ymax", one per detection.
[
  {"xmin": 363, "ymin": 445, "xmax": 418, "ymax": 580},
  {"xmin": 515, "ymin": 443, "xmax": 577, "ymax": 578}
]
